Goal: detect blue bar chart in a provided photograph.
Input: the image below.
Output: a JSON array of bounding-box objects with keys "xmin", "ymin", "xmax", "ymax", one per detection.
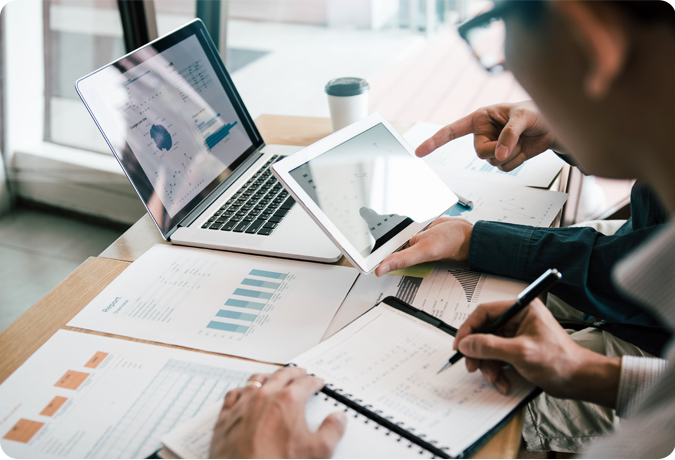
[
  {"xmin": 207, "ymin": 269, "xmax": 288, "ymax": 334},
  {"xmin": 197, "ymin": 113, "xmax": 220, "ymax": 132},
  {"xmin": 205, "ymin": 121, "xmax": 238, "ymax": 149}
]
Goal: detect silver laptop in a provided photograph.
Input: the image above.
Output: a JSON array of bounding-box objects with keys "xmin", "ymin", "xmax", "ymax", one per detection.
[{"xmin": 76, "ymin": 19, "xmax": 340, "ymax": 263}]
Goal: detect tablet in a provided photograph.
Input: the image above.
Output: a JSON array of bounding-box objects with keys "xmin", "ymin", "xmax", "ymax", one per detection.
[{"xmin": 272, "ymin": 112, "xmax": 457, "ymax": 273}]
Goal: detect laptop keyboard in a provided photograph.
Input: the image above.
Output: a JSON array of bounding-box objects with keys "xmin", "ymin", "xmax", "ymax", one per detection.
[{"xmin": 201, "ymin": 155, "xmax": 295, "ymax": 236}]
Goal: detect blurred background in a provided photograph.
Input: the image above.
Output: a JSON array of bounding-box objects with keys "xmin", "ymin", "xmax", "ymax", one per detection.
[{"xmin": 0, "ymin": 0, "xmax": 634, "ymax": 332}]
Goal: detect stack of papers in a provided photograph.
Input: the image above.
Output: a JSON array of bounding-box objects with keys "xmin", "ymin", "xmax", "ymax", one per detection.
[{"xmin": 441, "ymin": 176, "xmax": 568, "ymax": 227}]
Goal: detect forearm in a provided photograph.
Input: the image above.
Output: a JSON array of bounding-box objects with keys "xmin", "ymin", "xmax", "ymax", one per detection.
[{"xmin": 470, "ymin": 223, "xmax": 668, "ymax": 327}]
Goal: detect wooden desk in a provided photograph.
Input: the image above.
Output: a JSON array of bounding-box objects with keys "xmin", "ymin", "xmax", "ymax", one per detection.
[{"xmin": 1, "ymin": 115, "xmax": 542, "ymax": 459}]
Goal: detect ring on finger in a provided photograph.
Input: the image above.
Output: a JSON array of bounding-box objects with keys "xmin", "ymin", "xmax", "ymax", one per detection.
[{"xmin": 246, "ymin": 380, "xmax": 263, "ymax": 389}]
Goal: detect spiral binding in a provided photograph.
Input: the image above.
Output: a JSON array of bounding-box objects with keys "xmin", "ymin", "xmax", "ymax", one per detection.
[{"xmin": 320, "ymin": 383, "xmax": 451, "ymax": 459}]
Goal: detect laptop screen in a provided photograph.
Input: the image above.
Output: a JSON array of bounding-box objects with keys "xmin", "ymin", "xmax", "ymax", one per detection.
[{"xmin": 76, "ymin": 20, "xmax": 263, "ymax": 237}]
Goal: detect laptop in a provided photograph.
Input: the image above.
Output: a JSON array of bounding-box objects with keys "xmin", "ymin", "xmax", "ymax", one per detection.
[{"xmin": 76, "ymin": 19, "xmax": 341, "ymax": 263}]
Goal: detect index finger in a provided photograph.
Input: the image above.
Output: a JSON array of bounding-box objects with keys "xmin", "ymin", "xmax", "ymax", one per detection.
[
  {"xmin": 454, "ymin": 300, "xmax": 517, "ymax": 350},
  {"xmin": 415, "ymin": 114, "xmax": 474, "ymax": 157}
]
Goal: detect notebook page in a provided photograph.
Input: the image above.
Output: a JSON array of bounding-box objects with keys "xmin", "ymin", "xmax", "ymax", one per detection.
[
  {"xmin": 292, "ymin": 304, "xmax": 535, "ymax": 458},
  {"xmin": 161, "ymin": 396, "xmax": 434, "ymax": 459}
]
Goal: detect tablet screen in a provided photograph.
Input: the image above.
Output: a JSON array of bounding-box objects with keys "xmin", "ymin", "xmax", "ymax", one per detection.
[{"xmin": 289, "ymin": 123, "xmax": 445, "ymax": 258}]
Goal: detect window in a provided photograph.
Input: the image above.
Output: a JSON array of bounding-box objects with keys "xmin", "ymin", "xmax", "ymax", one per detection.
[
  {"xmin": 155, "ymin": 0, "xmax": 197, "ymax": 37},
  {"xmin": 45, "ymin": 0, "xmax": 126, "ymax": 153},
  {"xmin": 2, "ymin": 0, "xmax": 493, "ymax": 225}
]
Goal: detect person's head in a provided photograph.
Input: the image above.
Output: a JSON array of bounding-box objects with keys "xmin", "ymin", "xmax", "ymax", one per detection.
[{"xmin": 463, "ymin": 1, "xmax": 675, "ymax": 208}]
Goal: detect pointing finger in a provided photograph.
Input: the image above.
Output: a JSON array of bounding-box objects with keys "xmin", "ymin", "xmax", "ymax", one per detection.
[{"xmin": 415, "ymin": 115, "xmax": 475, "ymax": 157}]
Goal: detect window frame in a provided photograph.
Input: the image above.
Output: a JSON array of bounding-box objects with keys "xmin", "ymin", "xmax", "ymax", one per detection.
[{"xmin": 2, "ymin": 0, "xmax": 223, "ymax": 224}]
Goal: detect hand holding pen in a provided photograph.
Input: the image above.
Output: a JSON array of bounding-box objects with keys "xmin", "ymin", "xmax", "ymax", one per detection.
[
  {"xmin": 439, "ymin": 269, "xmax": 561, "ymax": 373},
  {"xmin": 437, "ymin": 269, "xmax": 621, "ymax": 398}
]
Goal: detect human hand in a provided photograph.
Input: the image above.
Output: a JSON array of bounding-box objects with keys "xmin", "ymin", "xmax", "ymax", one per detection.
[
  {"xmin": 454, "ymin": 299, "xmax": 621, "ymax": 408},
  {"xmin": 375, "ymin": 217, "xmax": 473, "ymax": 276},
  {"xmin": 415, "ymin": 101, "xmax": 562, "ymax": 172},
  {"xmin": 209, "ymin": 367, "xmax": 346, "ymax": 459}
]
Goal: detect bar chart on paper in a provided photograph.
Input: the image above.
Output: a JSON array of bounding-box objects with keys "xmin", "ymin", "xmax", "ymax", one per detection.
[
  {"xmin": 68, "ymin": 245, "xmax": 358, "ymax": 363},
  {"xmin": 205, "ymin": 269, "xmax": 290, "ymax": 336},
  {"xmin": 331, "ymin": 262, "xmax": 527, "ymax": 337}
]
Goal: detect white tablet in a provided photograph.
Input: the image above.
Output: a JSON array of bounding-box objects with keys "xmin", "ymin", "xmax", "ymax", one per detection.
[{"xmin": 272, "ymin": 112, "xmax": 457, "ymax": 273}]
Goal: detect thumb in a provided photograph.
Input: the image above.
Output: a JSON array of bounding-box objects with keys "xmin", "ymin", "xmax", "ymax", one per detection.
[
  {"xmin": 314, "ymin": 412, "xmax": 347, "ymax": 457},
  {"xmin": 375, "ymin": 244, "xmax": 430, "ymax": 276},
  {"xmin": 495, "ymin": 115, "xmax": 529, "ymax": 161},
  {"xmin": 458, "ymin": 334, "xmax": 524, "ymax": 365}
]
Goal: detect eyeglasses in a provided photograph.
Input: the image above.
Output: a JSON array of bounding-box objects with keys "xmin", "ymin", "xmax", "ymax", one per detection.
[
  {"xmin": 457, "ymin": 0, "xmax": 675, "ymax": 73},
  {"xmin": 458, "ymin": 1, "xmax": 532, "ymax": 73}
]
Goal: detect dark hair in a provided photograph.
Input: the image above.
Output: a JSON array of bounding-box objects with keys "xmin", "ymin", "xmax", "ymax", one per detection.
[{"xmin": 614, "ymin": 1, "xmax": 675, "ymax": 28}]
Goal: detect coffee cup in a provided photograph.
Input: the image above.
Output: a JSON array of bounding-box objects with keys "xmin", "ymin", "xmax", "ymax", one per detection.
[{"xmin": 325, "ymin": 77, "xmax": 370, "ymax": 132}]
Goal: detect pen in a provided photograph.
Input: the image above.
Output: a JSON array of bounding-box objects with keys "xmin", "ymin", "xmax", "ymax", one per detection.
[
  {"xmin": 437, "ymin": 268, "xmax": 562, "ymax": 374},
  {"xmin": 455, "ymin": 193, "xmax": 473, "ymax": 208}
]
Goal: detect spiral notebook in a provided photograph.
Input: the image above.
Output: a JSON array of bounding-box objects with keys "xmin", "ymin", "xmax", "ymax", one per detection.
[{"xmin": 159, "ymin": 297, "xmax": 537, "ymax": 459}]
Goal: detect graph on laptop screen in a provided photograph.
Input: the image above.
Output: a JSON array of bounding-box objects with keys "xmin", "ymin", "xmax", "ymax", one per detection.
[{"xmin": 98, "ymin": 34, "xmax": 252, "ymax": 218}]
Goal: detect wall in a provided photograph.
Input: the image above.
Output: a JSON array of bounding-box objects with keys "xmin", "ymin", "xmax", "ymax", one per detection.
[
  {"xmin": 229, "ymin": 0, "xmax": 328, "ymax": 25},
  {"xmin": 326, "ymin": 0, "xmax": 399, "ymax": 30},
  {"xmin": 229, "ymin": 0, "xmax": 399, "ymax": 30}
]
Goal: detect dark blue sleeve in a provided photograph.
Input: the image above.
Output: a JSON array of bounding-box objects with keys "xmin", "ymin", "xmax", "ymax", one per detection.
[{"xmin": 468, "ymin": 220, "xmax": 667, "ymax": 329}]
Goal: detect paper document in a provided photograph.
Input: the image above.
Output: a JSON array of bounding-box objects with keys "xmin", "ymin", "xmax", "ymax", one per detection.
[
  {"xmin": 161, "ymin": 397, "xmax": 432, "ymax": 459},
  {"xmin": 325, "ymin": 262, "xmax": 526, "ymax": 339},
  {"xmin": 295, "ymin": 305, "xmax": 534, "ymax": 458},
  {"xmin": 405, "ymin": 122, "xmax": 565, "ymax": 188},
  {"xmin": 0, "ymin": 330, "xmax": 277, "ymax": 459},
  {"xmin": 68, "ymin": 244, "xmax": 358, "ymax": 363},
  {"xmin": 443, "ymin": 176, "xmax": 568, "ymax": 227}
]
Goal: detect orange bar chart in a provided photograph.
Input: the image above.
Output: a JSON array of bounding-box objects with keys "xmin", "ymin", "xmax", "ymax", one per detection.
[
  {"xmin": 54, "ymin": 370, "xmax": 89, "ymax": 390},
  {"xmin": 3, "ymin": 419, "xmax": 44, "ymax": 443},
  {"xmin": 39, "ymin": 396, "xmax": 68, "ymax": 417},
  {"xmin": 84, "ymin": 352, "xmax": 109, "ymax": 369}
]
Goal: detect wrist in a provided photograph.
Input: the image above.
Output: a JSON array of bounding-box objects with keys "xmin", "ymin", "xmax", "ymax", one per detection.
[
  {"xmin": 550, "ymin": 139, "xmax": 570, "ymax": 156},
  {"xmin": 457, "ymin": 223, "xmax": 473, "ymax": 263},
  {"xmin": 566, "ymin": 348, "xmax": 621, "ymax": 408}
]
